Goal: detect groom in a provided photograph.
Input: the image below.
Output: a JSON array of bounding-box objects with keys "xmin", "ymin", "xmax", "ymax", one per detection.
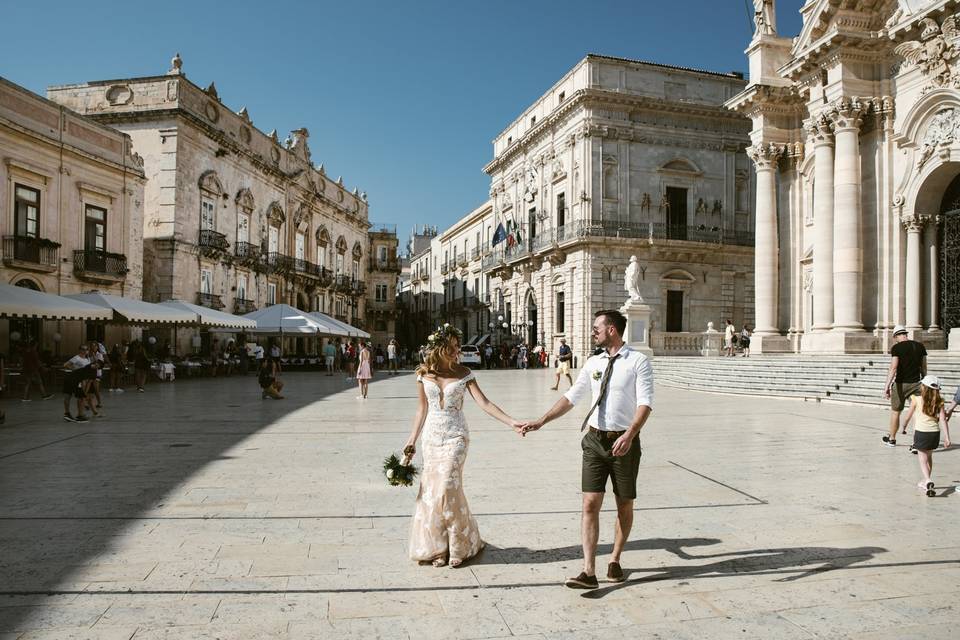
[{"xmin": 522, "ymin": 309, "xmax": 653, "ymax": 589}]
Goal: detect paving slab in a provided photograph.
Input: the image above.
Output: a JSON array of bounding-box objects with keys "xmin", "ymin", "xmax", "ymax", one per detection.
[{"xmin": 1, "ymin": 369, "xmax": 959, "ymax": 638}]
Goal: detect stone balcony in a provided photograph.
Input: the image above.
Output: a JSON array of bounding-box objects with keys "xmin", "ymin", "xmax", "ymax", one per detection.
[{"xmin": 196, "ymin": 292, "xmax": 225, "ymax": 310}]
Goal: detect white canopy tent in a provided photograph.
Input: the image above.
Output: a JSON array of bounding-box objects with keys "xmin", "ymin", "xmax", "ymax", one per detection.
[
  {"xmin": 0, "ymin": 283, "xmax": 112, "ymax": 321},
  {"xmin": 158, "ymin": 300, "xmax": 258, "ymax": 329},
  {"xmin": 238, "ymin": 304, "xmax": 337, "ymax": 335},
  {"xmin": 306, "ymin": 312, "xmax": 369, "ymax": 339},
  {"xmin": 65, "ymin": 293, "xmax": 195, "ymax": 325}
]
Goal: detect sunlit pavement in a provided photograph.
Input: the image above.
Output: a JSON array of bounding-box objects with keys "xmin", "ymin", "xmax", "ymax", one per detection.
[{"xmin": 0, "ymin": 368, "xmax": 958, "ymax": 639}]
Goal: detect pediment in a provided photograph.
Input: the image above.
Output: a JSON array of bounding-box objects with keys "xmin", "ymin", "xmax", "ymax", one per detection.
[{"xmin": 791, "ymin": 0, "xmax": 894, "ymax": 56}]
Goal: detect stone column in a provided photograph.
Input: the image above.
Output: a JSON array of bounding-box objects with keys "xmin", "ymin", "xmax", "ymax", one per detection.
[
  {"xmin": 926, "ymin": 215, "xmax": 941, "ymax": 330},
  {"xmin": 902, "ymin": 212, "xmax": 930, "ymax": 330},
  {"xmin": 831, "ymin": 98, "xmax": 867, "ymax": 331},
  {"xmin": 749, "ymin": 142, "xmax": 783, "ymax": 336},
  {"xmin": 809, "ymin": 115, "xmax": 835, "ymax": 331}
]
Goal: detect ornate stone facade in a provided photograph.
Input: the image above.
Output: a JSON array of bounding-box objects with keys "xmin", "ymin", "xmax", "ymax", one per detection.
[
  {"xmin": 48, "ymin": 55, "xmax": 384, "ymax": 354},
  {"xmin": 727, "ymin": 0, "xmax": 960, "ymax": 352},
  {"xmin": 0, "ymin": 76, "xmax": 145, "ymax": 353}
]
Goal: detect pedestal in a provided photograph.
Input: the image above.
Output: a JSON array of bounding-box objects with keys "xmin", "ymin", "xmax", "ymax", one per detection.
[
  {"xmin": 620, "ymin": 300, "xmax": 653, "ymax": 357},
  {"xmin": 800, "ymin": 330, "xmax": 879, "ymax": 354},
  {"xmin": 950, "ymin": 328, "xmax": 960, "ymax": 352},
  {"xmin": 750, "ymin": 334, "xmax": 793, "ymax": 354},
  {"xmin": 701, "ymin": 331, "xmax": 722, "ymax": 357}
]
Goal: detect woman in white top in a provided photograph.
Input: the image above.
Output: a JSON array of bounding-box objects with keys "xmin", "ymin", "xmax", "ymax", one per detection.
[{"xmin": 901, "ymin": 375, "xmax": 952, "ymax": 496}]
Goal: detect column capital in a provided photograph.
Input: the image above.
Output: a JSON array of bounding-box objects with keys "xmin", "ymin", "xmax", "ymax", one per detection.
[
  {"xmin": 804, "ymin": 113, "xmax": 834, "ymax": 146},
  {"xmin": 829, "ymin": 96, "xmax": 872, "ymax": 131},
  {"xmin": 747, "ymin": 142, "xmax": 785, "ymax": 171},
  {"xmin": 900, "ymin": 212, "xmax": 932, "ymax": 232}
]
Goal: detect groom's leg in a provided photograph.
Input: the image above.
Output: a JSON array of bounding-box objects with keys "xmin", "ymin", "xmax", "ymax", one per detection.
[
  {"xmin": 581, "ymin": 492, "xmax": 604, "ymax": 575},
  {"xmin": 611, "ymin": 496, "xmax": 634, "ymax": 564}
]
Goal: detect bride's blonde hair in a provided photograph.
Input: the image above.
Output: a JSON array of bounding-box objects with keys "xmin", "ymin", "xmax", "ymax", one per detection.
[{"xmin": 416, "ymin": 325, "xmax": 462, "ymax": 376}]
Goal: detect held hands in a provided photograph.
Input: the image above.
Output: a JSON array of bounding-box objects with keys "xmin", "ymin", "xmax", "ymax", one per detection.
[{"xmin": 516, "ymin": 420, "xmax": 544, "ymax": 437}]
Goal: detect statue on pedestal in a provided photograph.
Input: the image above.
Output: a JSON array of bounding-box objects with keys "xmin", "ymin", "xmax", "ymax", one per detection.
[
  {"xmin": 625, "ymin": 255, "xmax": 644, "ymax": 302},
  {"xmin": 753, "ymin": 0, "xmax": 776, "ymax": 37}
]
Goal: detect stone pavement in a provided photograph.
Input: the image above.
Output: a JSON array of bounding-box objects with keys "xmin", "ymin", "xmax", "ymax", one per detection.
[{"xmin": 0, "ymin": 368, "xmax": 958, "ymax": 639}]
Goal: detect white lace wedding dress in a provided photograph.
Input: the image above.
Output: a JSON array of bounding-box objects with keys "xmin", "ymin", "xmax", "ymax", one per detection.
[{"xmin": 408, "ymin": 372, "xmax": 483, "ymax": 564}]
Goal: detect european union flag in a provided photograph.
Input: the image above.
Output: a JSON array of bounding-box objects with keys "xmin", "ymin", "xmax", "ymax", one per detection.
[{"xmin": 492, "ymin": 222, "xmax": 507, "ymax": 246}]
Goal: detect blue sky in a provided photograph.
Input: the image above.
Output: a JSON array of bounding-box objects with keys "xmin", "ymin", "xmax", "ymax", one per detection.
[{"xmin": 1, "ymin": 1, "xmax": 803, "ymax": 246}]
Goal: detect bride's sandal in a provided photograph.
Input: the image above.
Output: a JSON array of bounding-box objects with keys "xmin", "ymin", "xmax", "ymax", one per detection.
[
  {"xmin": 431, "ymin": 556, "xmax": 448, "ymax": 568},
  {"xmin": 449, "ymin": 558, "xmax": 462, "ymax": 568}
]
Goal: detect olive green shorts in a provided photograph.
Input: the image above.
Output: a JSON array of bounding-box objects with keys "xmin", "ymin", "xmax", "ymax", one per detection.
[
  {"xmin": 891, "ymin": 381, "xmax": 921, "ymax": 411},
  {"xmin": 581, "ymin": 429, "xmax": 642, "ymax": 499}
]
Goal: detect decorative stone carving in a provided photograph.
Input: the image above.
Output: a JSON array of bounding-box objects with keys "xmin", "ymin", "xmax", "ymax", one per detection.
[
  {"xmin": 802, "ymin": 270, "xmax": 813, "ymax": 293},
  {"xmin": 625, "ymin": 255, "xmax": 644, "ymax": 302},
  {"xmin": 900, "ymin": 212, "xmax": 931, "ymax": 232},
  {"xmin": 167, "ymin": 53, "xmax": 183, "ymax": 76},
  {"xmin": 917, "ymin": 107, "xmax": 960, "ymax": 168},
  {"xmin": 523, "ymin": 164, "xmax": 537, "ymax": 203},
  {"xmin": 753, "ymin": 0, "xmax": 776, "ymax": 37},
  {"xmin": 198, "ymin": 170, "xmax": 224, "ymax": 195},
  {"xmin": 640, "ymin": 193, "xmax": 651, "ymax": 215},
  {"xmin": 266, "ymin": 201, "xmax": 285, "ymax": 225},
  {"xmin": 237, "ymin": 107, "xmax": 251, "ymax": 123},
  {"xmin": 205, "ymin": 82, "xmax": 219, "ymax": 100},
  {"xmin": 712, "ymin": 199, "xmax": 722, "ymax": 215},
  {"xmin": 105, "ymin": 85, "xmax": 133, "ymax": 106},
  {"xmin": 551, "ymin": 156, "xmax": 565, "ymax": 181},
  {"xmin": 289, "ymin": 128, "xmax": 311, "ymax": 162},
  {"xmin": 830, "ymin": 97, "xmax": 869, "ymax": 132},
  {"xmin": 204, "ymin": 101, "xmax": 219, "ymax": 123},
  {"xmin": 696, "ymin": 198, "xmax": 707, "ymax": 214},
  {"xmin": 658, "ymin": 194, "xmax": 670, "ymax": 213},
  {"xmin": 352, "ymin": 241, "xmax": 363, "ymax": 258},
  {"xmin": 894, "ymin": 16, "xmax": 959, "ymax": 87},
  {"xmin": 293, "ymin": 203, "xmax": 310, "ymax": 229},
  {"xmin": 804, "ymin": 113, "xmax": 834, "ymax": 144},
  {"xmin": 747, "ymin": 142, "xmax": 784, "ymax": 170}
]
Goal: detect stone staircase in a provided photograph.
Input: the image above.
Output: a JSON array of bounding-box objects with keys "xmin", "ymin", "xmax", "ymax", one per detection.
[{"xmin": 655, "ymin": 353, "xmax": 960, "ymax": 406}]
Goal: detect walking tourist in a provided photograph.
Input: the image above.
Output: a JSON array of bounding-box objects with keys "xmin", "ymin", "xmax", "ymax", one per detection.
[
  {"xmin": 517, "ymin": 343, "xmax": 528, "ymax": 370},
  {"xmin": 740, "ymin": 325, "xmax": 752, "ymax": 357},
  {"xmin": 375, "ymin": 344, "xmax": 385, "ymax": 369},
  {"xmin": 387, "ymin": 339, "xmax": 399, "ymax": 375},
  {"xmin": 484, "ymin": 343, "xmax": 493, "ymax": 370},
  {"xmin": 520, "ymin": 309, "xmax": 654, "ymax": 589},
  {"xmin": 132, "ymin": 341, "xmax": 150, "ymax": 393},
  {"xmin": 900, "ymin": 375, "xmax": 951, "ymax": 496},
  {"xmin": 724, "ymin": 319, "xmax": 736, "ymax": 357},
  {"xmin": 108, "ymin": 343, "xmax": 125, "ymax": 392},
  {"xmin": 87, "ymin": 341, "xmax": 104, "ymax": 410},
  {"xmin": 323, "ymin": 340, "xmax": 336, "ymax": 376},
  {"xmin": 882, "ymin": 325, "xmax": 927, "ymax": 447},
  {"xmin": 20, "ymin": 340, "xmax": 52, "ymax": 401},
  {"xmin": 403, "ymin": 325, "xmax": 524, "ymax": 567},
  {"xmin": 258, "ymin": 358, "xmax": 284, "ymax": 399},
  {"xmin": 62, "ymin": 344, "xmax": 91, "ymax": 422},
  {"xmin": 344, "ymin": 342, "xmax": 356, "ymax": 380},
  {"xmin": 550, "ymin": 337, "xmax": 574, "ymax": 390},
  {"xmin": 356, "ymin": 341, "xmax": 372, "ymax": 399}
]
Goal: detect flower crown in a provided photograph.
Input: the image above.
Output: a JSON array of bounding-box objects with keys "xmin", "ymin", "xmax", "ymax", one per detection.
[{"xmin": 426, "ymin": 323, "xmax": 463, "ymax": 347}]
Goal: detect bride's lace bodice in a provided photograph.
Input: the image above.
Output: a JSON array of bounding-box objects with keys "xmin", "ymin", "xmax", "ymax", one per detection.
[{"xmin": 419, "ymin": 372, "xmax": 475, "ymax": 413}]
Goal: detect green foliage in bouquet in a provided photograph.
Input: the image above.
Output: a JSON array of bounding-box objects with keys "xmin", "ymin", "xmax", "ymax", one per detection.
[{"xmin": 383, "ymin": 453, "xmax": 418, "ymax": 487}]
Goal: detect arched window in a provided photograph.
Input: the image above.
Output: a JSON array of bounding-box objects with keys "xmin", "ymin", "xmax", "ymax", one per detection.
[{"xmin": 199, "ymin": 171, "xmax": 224, "ymax": 232}]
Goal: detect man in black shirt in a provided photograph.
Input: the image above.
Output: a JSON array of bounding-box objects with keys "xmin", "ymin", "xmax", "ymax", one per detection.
[{"xmin": 882, "ymin": 325, "xmax": 927, "ymax": 447}]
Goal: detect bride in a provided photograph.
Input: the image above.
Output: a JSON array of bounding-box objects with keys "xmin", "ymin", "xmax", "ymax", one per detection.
[{"xmin": 403, "ymin": 324, "xmax": 523, "ymax": 567}]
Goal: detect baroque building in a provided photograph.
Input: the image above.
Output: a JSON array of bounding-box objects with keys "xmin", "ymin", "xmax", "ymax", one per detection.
[
  {"xmin": 728, "ymin": 0, "xmax": 960, "ymax": 353},
  {"xmin": 366, "ymin": 223, "xmax": 401, "ymax": 348},
  {"xmin": 0, "ymin": 75, "xmax": 145, "ymax": 354},
  {"xmin": 48, "ymin": 55, "xmax": 386, "ymax": 354},
  {"xmin": 481, "ymin": 54, "xmax": 755, "ymax": 361}
]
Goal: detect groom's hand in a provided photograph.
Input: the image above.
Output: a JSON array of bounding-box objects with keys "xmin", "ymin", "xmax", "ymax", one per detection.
[
  {"xmin": 521, "ymin": 419, "xmax": 543, "ymax": 436},
  {"xmin": 611, "ymin": 433, "xmax": 633, "ymax": 456}
]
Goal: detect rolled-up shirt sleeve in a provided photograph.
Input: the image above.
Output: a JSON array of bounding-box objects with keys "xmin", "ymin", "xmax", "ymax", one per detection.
[
  {"xmin": 563, "ymin": 365, "xmax": 592, "ymax": 406},
  {"xmin": 634, "ymin": 355, "xmax": 654, "ymax": 409}
]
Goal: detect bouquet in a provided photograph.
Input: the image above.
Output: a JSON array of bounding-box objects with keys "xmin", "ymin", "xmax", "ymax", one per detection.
[{"xmin": 383, "ymin": 448, "xmax": 418, "ymax": 487}]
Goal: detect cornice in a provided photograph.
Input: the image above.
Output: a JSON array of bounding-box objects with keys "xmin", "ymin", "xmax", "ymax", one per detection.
[
  {"xmin": 725, "ymin": 84, "xmax": 805, "ymax": 116},
  {"xmin": 485, "ymin": 88, "xmax": 749, "ymax": 175}
]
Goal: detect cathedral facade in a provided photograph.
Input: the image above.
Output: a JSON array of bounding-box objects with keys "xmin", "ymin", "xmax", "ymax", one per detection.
[{"xmin": 728, "ymin": 0, "xmax": 960, "ymax": 353}]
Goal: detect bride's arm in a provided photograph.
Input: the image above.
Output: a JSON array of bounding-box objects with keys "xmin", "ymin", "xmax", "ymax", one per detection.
[
  {"xmin": 403, "ymin": 380, "xmax": 429, "ymax": 461},
  {"xmin": 467, "ymin": 379, "xmax": 523, "ymax": 433}
]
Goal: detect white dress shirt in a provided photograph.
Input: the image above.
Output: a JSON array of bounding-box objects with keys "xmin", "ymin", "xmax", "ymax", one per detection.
[{"xmin": 563, "ymin": 345, "xmax": 654, "ymax": 431}]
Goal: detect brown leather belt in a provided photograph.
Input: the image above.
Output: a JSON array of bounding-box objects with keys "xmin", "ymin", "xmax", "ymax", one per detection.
[{"xmin": 589, "ymin": 426, "xmax": 626, "ymax": 440}]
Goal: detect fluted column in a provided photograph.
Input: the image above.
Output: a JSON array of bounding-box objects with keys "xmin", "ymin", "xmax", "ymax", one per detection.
[
  {"xmin": 902, "ymin": 212, "xmax": 930, "ymax": 330},
  {"xmin": 831, "ymin": 98, "xmax": 867, "ymax": 331},
  {"xmin": 749, "ymin": 142, "xmax": 784, "ymax": 336},
  {"xmin": 926, "ymin": 215, "xmax": 941, "ymax": 330},
  {"xmin": 808, "ymin": 115, "xmax": 835, "ymax": 331}
]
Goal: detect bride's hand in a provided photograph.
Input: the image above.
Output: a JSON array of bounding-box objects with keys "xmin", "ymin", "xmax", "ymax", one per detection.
[{"xmin": 510, "ymin": 420, "xmax": 526, "ymax": 436}]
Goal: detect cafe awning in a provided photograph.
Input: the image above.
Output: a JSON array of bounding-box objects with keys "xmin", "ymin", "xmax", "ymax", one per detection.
[
  {"xmin": 65, "ymin": 293, "xmax": 195, "ymax": 324},
  {"xmin": 239, "ymin": 304, "xmax": 333, "ymax": 335},
  {"xmin": 307, "ymin": 312, "xmax": 369, "ymax": 339},
  {"xmin": 0, "ymin": 283, "xmax": 112, "ymax": 321},
  {"xmin": 159, "ymin": 300, "xmax": 258, "ymax": 329}
]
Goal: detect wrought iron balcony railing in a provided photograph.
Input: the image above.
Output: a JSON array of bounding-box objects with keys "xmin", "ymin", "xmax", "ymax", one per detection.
[
  {"xmin": 196, "ymin": 292, "xmax": 225, "ymax": 310},
  {"xmin": 2, "ymin": 235, "xmax": 59, "ymax": 270},
  {"xmin": 73, "ymin": 249, "xmax": 127, "ymax": 279},
  {"xmin": 234, "ymin": 298, "xmax": 257, "ymax": 314},
  {"xmin": 234, "ymin": 241, "xmax": 261, "ymax": 259},
  {"xmin": 369, "ymin": 257, "xmax": 401, "ymax": 272},
  {"xmin": 198, "ymin": 229, "xmax": 229, "ymax": 251}
]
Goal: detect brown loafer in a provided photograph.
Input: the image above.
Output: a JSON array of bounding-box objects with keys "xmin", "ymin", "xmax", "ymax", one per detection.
[
  {"xmin": 607, "ymin": 561, "xmax": 625, "ymax": 582},
  {"xmin": 564, "ymin": 571, "xmax": 599, "ymax": 589}
]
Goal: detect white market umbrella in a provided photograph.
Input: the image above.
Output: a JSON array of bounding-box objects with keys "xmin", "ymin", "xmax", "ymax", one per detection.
[
  {"xmin": 304, "ymin": 312, "xmax": 350, "ymax": 338},
  {"xmin": 239, "ymin": 304, "xmax": 329, "ymax": 335},
  {"xmin": 311, "ymin": 312, "xmax": 370, "ymax": 339},
  {"xmin": 0, "ymin": 283, "xmax": 112, "ymax": 321},
  {"xmin": 66, "ymin": 292, "xmax": 195, "ymax": 325},
  {"xmin": 159, "ymin": 300, "xmax": 258, "ymax": 329}
]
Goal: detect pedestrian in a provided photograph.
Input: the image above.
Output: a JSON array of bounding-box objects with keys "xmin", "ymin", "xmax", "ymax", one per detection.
[
  {"xmin": 484, "ymin": 342, "xmax": 493, "ymax": 370},
  {"xmin": 520, "ymin": 309, "xmax": 654, "ymax": 589},
  {"xmin": 900, "ymin": 375, "xmax": 951, "ymax": 496},
  {"xmin": 946, "ymin": 383, "xmax": 960, "ymax": 420},
  {"xmin": 724, "ymin": 319, "xmax": 736, "ymax": 357},
  {"xmin": 108, "ymin": 343, "xmax": 125, "ymax": 391},
  {"xmin": 20, "ymin": 340, "xmax": 52, "ymax": 401},
  {"xmin": 269, "ymin": 340, "xmax": 281, "ymax": 364},
  {"xmin": 882, "ymin": 325, "xmax": 927, "ymax": 447},
  {"xmin": 740, "ymin": 325, "xmax": 752, "ymax": 357},
  {"xmin": 254, "ymin": 342, "xmax": 265, "ymax": 372},
  {"xmin": 87, "ymin": 341, "xmax": 104, "ymax": 410},
  {"xmin": 517, "ymin": 343, "xmax": 528, "ymax": 370},
  {"xmin": 62, "ymin": 344, "xmax": 91, "ymax": 422},
  {"xmin": 132, "ymin": 341, "xmax": 150, "ymax": 393},
  {"xmin": 258, "ymin": 357, "xmax": 285, "ymax": 399},
  {"xmin": 532, "ymin": 343, "xmax": 543, "ymax": 368},
  {"xmin": 344, "ymin": 341, "xmax": 356, "ymax": 380},
  {"xmin": 323, "ymin": 340, "xmax": 336, "ymax": 376},
  {"xmin": 356, "ymin": 340, "xmax": 372, "ymax": 399},
  {"xmin": 387, "ymin": 339, "xmax": 399, "ymax": 375},
  {"xmin": 550, "ymin": 338, "xmax": 574, "ymax": 390},
  {"xmin": 375, "ymin": 344, "xmax": 385, "ymax": 369}
]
